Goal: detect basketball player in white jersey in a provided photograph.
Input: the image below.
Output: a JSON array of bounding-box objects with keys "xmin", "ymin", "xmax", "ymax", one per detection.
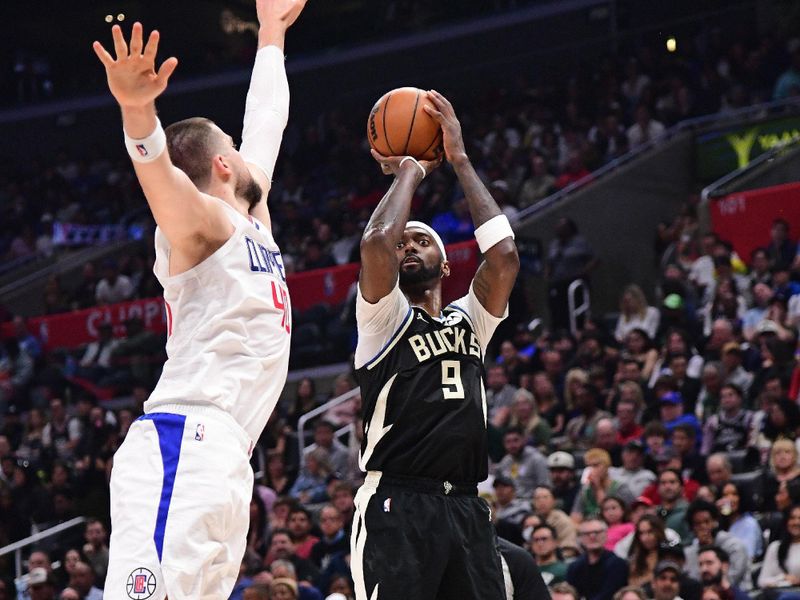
[{"xmin": 92, "ymin": 1, "xmax": 306, "ymax": 598}]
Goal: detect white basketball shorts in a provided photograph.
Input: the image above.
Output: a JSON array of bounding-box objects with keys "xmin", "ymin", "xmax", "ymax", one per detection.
[{"xmin": 105, "ymin": 404, "xmax": 253, "ymax": 600}]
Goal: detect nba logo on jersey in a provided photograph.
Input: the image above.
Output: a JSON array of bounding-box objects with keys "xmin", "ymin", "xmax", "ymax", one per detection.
[
  {"xmin": 195, "ymin": 423, "xmax": 205, "ymax": 441},
  {"xmin": 126, "ymin": 567, "xmax": 156, "ymax": 599}
]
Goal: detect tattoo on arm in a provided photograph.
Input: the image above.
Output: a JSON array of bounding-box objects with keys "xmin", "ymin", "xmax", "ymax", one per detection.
[{"xmin": 453, "ymin": 159, "xmax": 502, "ymax": 228}]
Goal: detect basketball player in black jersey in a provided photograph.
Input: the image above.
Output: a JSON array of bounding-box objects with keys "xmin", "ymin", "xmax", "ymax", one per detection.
[{"xmin": 350, "ymin": 90, "xmax": 520, "ymax": 600}]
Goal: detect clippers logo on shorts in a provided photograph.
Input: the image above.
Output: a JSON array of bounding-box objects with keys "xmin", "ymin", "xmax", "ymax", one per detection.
[
  {"xmin": 195, "ymin": 423, "xmax": 205, "ymax": 441},
  {"xmin": 126, "ymin": 567, "xmax": 156, "ymax": 599},
  {"xmin": 135, "ymin": 144, "xmax": 149, "ymax": 157}
]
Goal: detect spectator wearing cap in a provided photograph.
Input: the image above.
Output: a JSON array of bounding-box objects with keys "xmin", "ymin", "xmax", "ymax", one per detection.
[
  {"xmin": 567, "ymin": 518, "xmax": 629, "ymax": 600},
  {"xmin": 530, "ymin": 523, "xmax": 568, "ymax": 585},
  {"xmin": 650, "ymin": 561, "xmax": 683, "ymax": 600},
  {"xmin": 548, "ymin": 451, "xmax": 580, "ymax": 513},
  {"xmin": 94, "ymin": 259, "xmax": 134, "ymax": 305},
  {"xmin": 654, "ymin": 468, "xmax": 692, "ymax": 542},
  {"xmin": 700, "ymin": 384, "xmax": 754, "ymax": 456},
  {"xmin": 659, "ymin": 392, "xmax": 702, "ymax": 445},
  {"xmin": 533, "ymin": 485, "xmax": 579, "ymax": 557},
  {"xmin": 496, "ymin": 426, "xmax": 551, "ymax": 499},
  {"xmin": 720, "ymin": 343, "xmax": 753, "ymax": 397},
  {"xmin": 571, "ymin": 448, "xmax": 634, "ymax": 523},
  {"xmin": 493, "ymin": 475, "xmax": 532, "ymax": 531},
  {"xmin": 27, "ymin": 567, "xmax": 56, "ymax": 600},
  {"xmin": 610, "ymin": 440, "xmax": 656, "ymax": 498},
  {"xmin": 683, "ymin": 500, "xmax": 749, "ymax": 589},
  {"xmin": 697, "ymin": 546, "xmax": 752, "ymax": 600}
]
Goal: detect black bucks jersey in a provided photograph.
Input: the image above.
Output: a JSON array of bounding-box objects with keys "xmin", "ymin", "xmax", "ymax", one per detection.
[{"xmin": 354, "ymin": 283, "xmax": 505, "ymax": 484}]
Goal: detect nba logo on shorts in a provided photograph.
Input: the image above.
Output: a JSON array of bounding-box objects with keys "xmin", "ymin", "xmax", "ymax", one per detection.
[
  {"xmin": 383, "ymin": 498, "xmax": 391, "ymax": 513},
  {"xmin": 195, "ymin": 423, "xmax": 205, "ymax": 441},
  {"xmin": 126, "ymin": 567, "xmax": 156, "ymax": 599}
]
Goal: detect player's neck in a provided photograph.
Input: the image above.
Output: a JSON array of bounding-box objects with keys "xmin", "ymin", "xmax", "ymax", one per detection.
[
  {"xmin": 206, "ymin": 181, "xmax": 250, "ymax": 216},
  {"xmin": 403, "ymin": 284, "xmax": 442, "ymax": 317}
]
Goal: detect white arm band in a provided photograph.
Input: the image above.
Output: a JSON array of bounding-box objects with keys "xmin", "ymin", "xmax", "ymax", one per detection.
[
  {"xmin": 474, "ymin": 214, "xmax": 515, "ymax": 253},
  {"xmin": 124, "ymin": 118, "xmax": 166, "ymax": 163},
  {"xmin": 239, "ymin": 45, "xmax": 289, "ymax": 182}
]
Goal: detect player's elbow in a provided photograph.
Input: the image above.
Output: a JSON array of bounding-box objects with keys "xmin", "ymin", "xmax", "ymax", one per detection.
[{"xmin": 360, "ymin": 226, "xmax": 393, "ymax": 255}]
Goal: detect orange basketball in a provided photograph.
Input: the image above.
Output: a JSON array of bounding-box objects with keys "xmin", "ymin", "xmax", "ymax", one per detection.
[{"xmin": 367, "ymin": 87, "xmax": 443, "ymax": 161}]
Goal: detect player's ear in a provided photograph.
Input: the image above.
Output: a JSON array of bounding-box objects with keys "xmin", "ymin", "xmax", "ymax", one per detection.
[
  {"xmin": 441, "ymin": 260, "xmax": 450, "ymax": 278},
  {"xmin": 211, "ymin": 154, "xmax": 232, "ymax": 179}
]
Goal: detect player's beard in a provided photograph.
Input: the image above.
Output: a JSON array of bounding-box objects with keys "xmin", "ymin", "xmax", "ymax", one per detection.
[
  {"xmin": 399, "ymin": 261, "xmax": 441, "ymax": 287},
  {"xmin": 236, "ymin": 173, "xmax": 263, "ymax": 211}
]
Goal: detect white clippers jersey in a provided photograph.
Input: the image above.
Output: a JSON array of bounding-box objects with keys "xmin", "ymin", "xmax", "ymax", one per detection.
[{"xmin": 145, "ymin": 198, "xmax": 291, "ymax": 441}]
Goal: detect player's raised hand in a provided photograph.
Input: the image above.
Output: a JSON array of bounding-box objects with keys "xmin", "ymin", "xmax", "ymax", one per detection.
[
  {"xmin": 424, "ymin": 90, "xmax": 468, "ymax": 166},
  {"xmin": 370, "ymin": 149, "xmax": 442, "ymax": 179},
  {"xmin": 92, "ymin": 23, "xmax": 178, "ymax": 108},
  {"xmin": 256, "ymin": 0, "xmax": 308, "ymax": 30}
]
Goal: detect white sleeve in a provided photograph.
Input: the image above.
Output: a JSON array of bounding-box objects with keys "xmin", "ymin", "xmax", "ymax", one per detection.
[
  {"xmin": 239, "ymin": 46, "xmax": 289, "ymax": 182},
  {"xmin": 449, "ymin": 283, "xmax": 507, "ymax": 354},
  {"xmin": 354, "ymin": 282, "xmax": 411, "ymax": 369}
]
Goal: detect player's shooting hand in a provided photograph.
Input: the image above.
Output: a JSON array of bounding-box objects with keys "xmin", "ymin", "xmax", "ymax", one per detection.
[
  {"xmin": 257, "ymin": 0, "xmax": 308, "ymax": 29},
  {"xmin": 370, "ymin": 150, "xmax": 441, "ymax": 179},
  {"xmin": 424, "ymin": 90, "xmax": 468, "ymax": 166},
  {"xmin": 93, "ymin": 23, "xmax": 178, "ymax": 109}
]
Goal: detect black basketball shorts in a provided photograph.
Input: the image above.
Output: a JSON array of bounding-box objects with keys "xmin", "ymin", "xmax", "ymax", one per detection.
[{"xmin": 350, "ymin": 471, "xmax": 506, "ymax": 600}]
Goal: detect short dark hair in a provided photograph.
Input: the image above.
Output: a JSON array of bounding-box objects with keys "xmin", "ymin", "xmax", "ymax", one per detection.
[
  {"xmin": 288, "ymin": 506, "xmax": 312, "ymax": 520},
  {"xmin": 165, "ymin": 117, "xmax": 221, "ymax": 189},
  {"xmin": 687, "ymin": 499, "xmax": 719, "ymax": 526},
  {"xmin": 698, "ymin": 545, "xmax": 729, "ymax": 563},
  {"xmin": 672, "ymin": 423, "xmax": 696, "ymax": 439},
  {"xmin": 532, "ymin": 523, "xmax": 557, "ymax": 539},
  {"xmin": 314, "ymin": 420, "xmax": 336, "ymax": 433},
  {"xmin": 658, "ymin": 468, "xmax": 683, "ymax": 484},
  {"xmin": 504, "ymin": 425, "xmax": 525, "ymax": 437}
]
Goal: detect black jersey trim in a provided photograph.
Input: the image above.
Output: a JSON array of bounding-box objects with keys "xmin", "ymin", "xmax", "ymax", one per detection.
[{"xmin": 363, "ymin": 307, "xmax": 414, "ymax": 371}]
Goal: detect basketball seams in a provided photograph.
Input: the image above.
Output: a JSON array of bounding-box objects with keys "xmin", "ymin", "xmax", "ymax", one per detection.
[
  {"xmin": 383, "ymin": 92, "xmax": 398, "ymax": 156},
  {"xmin": 401, "ymin": 90, "xmax": 421, "ymax": 156},
  {"xmin": 419, "ymin": 129, "xmax": 443, "ymax": 160}
]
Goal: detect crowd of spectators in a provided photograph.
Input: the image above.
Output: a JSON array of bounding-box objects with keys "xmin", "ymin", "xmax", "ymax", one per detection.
[{"xmin": 4, "ymin": 13, "xmax": 800, "ymax": 600}]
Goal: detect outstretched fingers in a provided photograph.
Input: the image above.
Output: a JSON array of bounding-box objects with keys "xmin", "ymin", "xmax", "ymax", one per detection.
[
  {"xmin": 92, "ymin": 41, "xmax": 115, "ymax": 68},
  {"xmin": 129, "ymin": 22, "xmax": 144, "ymax": 56},
  {"xmin": 156, "ymin": 57, "xmax": 179, "ymax": 83},
  {"xmin": 143, "ymin": 30, "xmax": 161, "ymax": 63},
  {"xmin": 111, "ymin": 25, "xmax": 128, "ymax": 60}
]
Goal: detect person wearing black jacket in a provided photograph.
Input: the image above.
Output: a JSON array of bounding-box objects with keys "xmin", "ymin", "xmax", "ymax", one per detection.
[
  {"xmin": 498, "ymin": 537, "xmax": 550, "ymax": 600},
  {"xmin": 566, "ymin": 518, "xmax": 628, "ymax": 600}
]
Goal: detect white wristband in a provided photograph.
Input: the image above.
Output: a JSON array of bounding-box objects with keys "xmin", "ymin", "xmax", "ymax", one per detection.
[
  {"xmin": 475, "ymin": 214, "xmax": 515, "ymax": 253},
  {"xmin": 399, "ymin": 156, "xmax": 426, "ymax": 179},
  {"xmin": 124, "ymin": 118, "xmax": 167, "ymax": 163}
]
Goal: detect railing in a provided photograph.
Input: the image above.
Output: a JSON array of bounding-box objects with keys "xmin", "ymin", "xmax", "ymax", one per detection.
[
  {"xmin": 700, "ymin": 136, "xmax": 800, "ymax": 202},
  {"xmin": 297, "ymin": 387, "xmax": 361, "ymax": 468},
  {"xmin": 513, "ymin": 96, "xmax": 800, "ymax": 225},
  {"xmin": 0, "ymin": 516, "xmax": 86, "ymax": 578},
  {"xmin": 567, "ymin": 279, "xmax": 591, "ymax": 336}
]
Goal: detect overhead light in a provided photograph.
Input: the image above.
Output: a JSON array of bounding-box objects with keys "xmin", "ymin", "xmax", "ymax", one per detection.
[
  {"xmin": 105, "ymin": 14, "xmax": 113, "ymax": 23},
  {"xmin": 666, "ymin": 37, "xmax": 677, "ymax": 53},
  {"xmin": 117, "ymin": 13, "xmax": 125, "ymax": 21}
]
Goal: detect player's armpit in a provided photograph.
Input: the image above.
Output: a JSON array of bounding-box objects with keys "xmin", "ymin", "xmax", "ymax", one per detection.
[
  {"xmin": 471, "ymin": 237, "xmax": 519, "ymax": 318},
  {"xmin": 134, "ymin": 153, "xmax": 233, "ymax": 251}
]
